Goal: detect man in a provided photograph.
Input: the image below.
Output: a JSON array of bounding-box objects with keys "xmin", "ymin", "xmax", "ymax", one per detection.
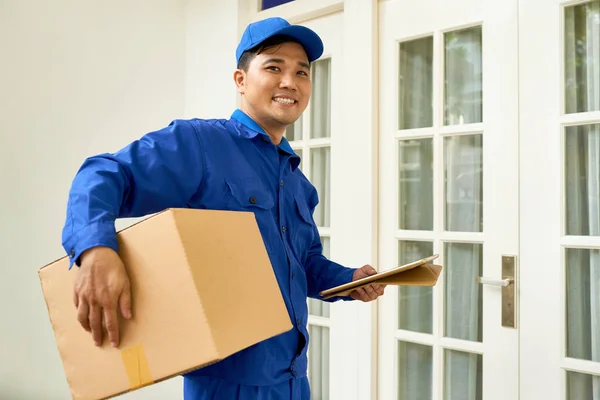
[{"xmin": 62, "ymin": 16, "xmax": 384, "ymax": 399}]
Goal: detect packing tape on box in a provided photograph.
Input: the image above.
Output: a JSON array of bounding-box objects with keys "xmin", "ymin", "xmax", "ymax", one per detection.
[{"xmin": 121, "ymin": 344, "xmax": 153, "ymax": 389}]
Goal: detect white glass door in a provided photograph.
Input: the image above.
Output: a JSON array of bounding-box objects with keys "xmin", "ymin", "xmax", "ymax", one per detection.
[
  {"xmin": 519, "ymin": 1, "xmax": 600, "ymax": 399},
  {"xmin": 377, "ymin": 0, "xmax": 520, "ymax": 399}
]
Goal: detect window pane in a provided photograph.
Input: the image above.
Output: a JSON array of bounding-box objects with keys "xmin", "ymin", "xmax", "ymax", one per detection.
[
  {"xmin": 309, "ymin": 325, "xmax": 330, "ymax": 400},
  {"xmin": 444, "ymin": 26, "xmax": 483, "ymax": 125},
  {"xmin": 399, "ymin": 37, "xmax": 434, "ymax": 129},
  {"xmin": 398, "ymin": 241, "xmax": 434, "ymax": 333},
  {"xmin": 286, "ymin": 117, "xmax": 303, "ymax": 142},
  {"xmin": 398, "ymin": 341, "xmax": 432, "ymax": 400},
  {"xmin": 310, "ymin": 59, "xmax": 331, "ymax": 139},
  {"xmin": 398, "ymin": 139, "xmax": 434, "ymax": 230},
  {"xmin": 310, "ymin": 147, "xmax": 331, "ymax": 227},
  {"xmin": 309, "ymin": 237, "xmax": 330, "ymax": 318},
  {"xmin": 564, "ymin": 1, "xmax": 600, "ymax": 114},
  {"xmin": 565, "ymin": 124, "xmax": 600, "ymax": 236},
  {"xmin": 444, "ymin": 135, "xmax": 483, "ymax": 233},
  {"xmin": 567, "ymin": 370, "xmax": 600, "ymax": 399},
  {"xmin": 444, "ymin": 243, "xmax": 483, "ymax": 342},
  {"xmin": 444, "ymin": 349, "xmax": 482, "ymax": 400},
  {"xmin": 566, "ymin": 248, "xmax": 600, "ymax": 362},
  {"xmin": 261, "ymin": 0, "xmax": 294, "ymax": 11}
]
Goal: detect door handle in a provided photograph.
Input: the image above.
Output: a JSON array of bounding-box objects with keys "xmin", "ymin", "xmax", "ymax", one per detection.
[
  {"xmin": 476, "ymin": 276, "xmax": 513, "ymax": 287},
  {"xmin": 476, "ymin": 255, "xmax": 517, "ymax": 328}
]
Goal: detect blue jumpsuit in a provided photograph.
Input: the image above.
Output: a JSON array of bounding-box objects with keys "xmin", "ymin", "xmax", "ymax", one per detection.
[{"xmin": 62, "ymin": 109, "xmax": 356, "ymax": 399}]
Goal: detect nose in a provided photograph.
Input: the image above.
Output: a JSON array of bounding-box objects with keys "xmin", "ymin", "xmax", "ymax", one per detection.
[{"xmin": 279, "ymin": 73, "xmax": 298, "ymax": 91}]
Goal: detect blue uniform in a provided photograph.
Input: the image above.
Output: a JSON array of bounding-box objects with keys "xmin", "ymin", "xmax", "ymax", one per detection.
[{"xmin": 62, "ymin": 109, "xmax": 356, "ymax": 399}]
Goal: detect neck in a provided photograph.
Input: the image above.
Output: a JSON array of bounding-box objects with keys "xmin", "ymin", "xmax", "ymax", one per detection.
[{"xmin": 240, "ymin": 106, "xmax": 285, "ymax": 145}]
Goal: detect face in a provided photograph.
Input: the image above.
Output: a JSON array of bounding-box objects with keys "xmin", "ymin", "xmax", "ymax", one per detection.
[{"xmin": 235, "ymin": 41, "xmax": 311, "ymax": 136}]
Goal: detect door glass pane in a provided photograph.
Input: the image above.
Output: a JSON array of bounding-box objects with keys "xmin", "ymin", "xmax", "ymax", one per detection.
[
  {"xmin": 261, "ymin": 0, "xmax": 294, "ymax": 11},
  {"xmin": 399, "ymin": 139, "xmax": 434, "ymax": 230},
  {"xmin": 564, "ymin": 1, "xmax": 600, "ymax": 114},
  {"xmin": 565, "ymin": 124, "xmax": 600, "ymax": 236},
  {"xmin": 399, "ymin": 37, "xmax": 434, "ymax": 129},
  {"xmin": 567, "ymin": 370, "xmax": 600, "ymax": 399},
  {"xmin": 444, "ymin": 349, "xmax": 482, "ymax": 400},
  {"xmin": 444, "ymin": 242, "xmax": 483, "ymax": 342},
  {"xmin": 398, "ymin": 341, "xmax": 432, "ymax": 400},
  {"xmin": 309, "ymin": 325, "xmax": 330, "ymax": 400},
  {"xmin": 398, "ymin": 241, "xmax": 434, "ymax": 333},
  {"xmin": 566, "ymin": 248, "xmax": 600, "ymax": 362},
  {"xmin": 311, "ymin": 147, "xmax": 331, "ymax": 227},
  {"xmin": 286, "ymin": 117, "xmax": 303, "ymax": 142},
  {"xmin": 444, "ymin": 135, "xmax": 483, "ymax": 233},
  {"xmin": 444, "ymin": 26, "xmax": 483, "ymax": 125},
  {"xmin": 310, "ymin": 59, "xmax": 331, "ymax": 139},
  {"xmin": 309, "ymin": 237, "xmax": 331, "ymax": 317}
]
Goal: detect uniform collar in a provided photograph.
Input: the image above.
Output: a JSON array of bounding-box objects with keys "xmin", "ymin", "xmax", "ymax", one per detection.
[{"xmin": 231, "ymin": 109, "xmax": 301, "ymax": 169}]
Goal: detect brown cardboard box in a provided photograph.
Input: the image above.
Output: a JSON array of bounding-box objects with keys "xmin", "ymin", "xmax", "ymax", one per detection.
[
  {"xmin": 319, "ymin": 255, "xmax": 443, "ymax": 299},
  {"xmin": 39, "ymin": 208, "xmax": 293, "ymax": 400}
]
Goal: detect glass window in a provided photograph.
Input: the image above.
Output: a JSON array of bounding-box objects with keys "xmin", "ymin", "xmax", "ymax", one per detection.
[
  {"xmin": 565, "ymin": 124, "xmax": 600, "ymax": 236},
  {"xmin": 444, "ymin": 135, "xmax": 483, "ymax": 233},
  {"xmin": 261, "ymin": 0, "xmax": 294, "ymax": 11},
  {"xmin": 444, "ymin": 242, "xmax": 483, "ymax": 342},
  {"xmin": 398, "ymin": 240, "xmax": 434, "ymax": 333},
  {"xmin": 398, "ymin": 37, "xmax": 434, "ymax": 130},
  {"xmin": 564, "ymin": 1, "xmax": 600, "ymax": 114},
  {"xmin": 398, "ymin": 138, "xmax": 434, "ymax": 231},
  {"xmin": 310, "ymin": 59, "xmax": 332, "ymax": 139},
  {"xmin": 398, "ymin": 341, "xmax": 432, "ymax": 400},
  {"xmin": 444, "ymin": 27, "xmax": 483, "ymax": 125},
  {"xmin": 444, "ymin": 349, "xmax": 482, "ymax": 400}
]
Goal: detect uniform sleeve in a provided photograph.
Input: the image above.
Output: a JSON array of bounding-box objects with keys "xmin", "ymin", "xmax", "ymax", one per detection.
[
  {"xmin": 61, "ymin": 119, "xmax": 205, "ymax": 268},
  {"xmin": 302, "ymin": 188, "xmax": 356, "ymax": 302}
]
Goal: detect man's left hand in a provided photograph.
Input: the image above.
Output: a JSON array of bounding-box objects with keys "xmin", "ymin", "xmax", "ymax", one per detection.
[{"xmin": 350, "ymin": 265, "xmax": 386, "ymax": 302}]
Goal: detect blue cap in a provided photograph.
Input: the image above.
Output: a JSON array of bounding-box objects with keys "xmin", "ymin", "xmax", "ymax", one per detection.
[{"xmin": 236, "ymin": 17, "xmax": 324, "ymax": 65}]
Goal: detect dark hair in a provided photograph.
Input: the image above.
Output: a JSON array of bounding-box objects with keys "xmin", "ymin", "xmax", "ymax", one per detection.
[{"xmin": 237, "ymin": 34, "xmax": 307, "ymax": 71}]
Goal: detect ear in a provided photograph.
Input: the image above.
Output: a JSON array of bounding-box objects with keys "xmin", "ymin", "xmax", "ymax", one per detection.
[{"xmin": 233, "ymin": 69, "xmax": 246, "ymax": 95}]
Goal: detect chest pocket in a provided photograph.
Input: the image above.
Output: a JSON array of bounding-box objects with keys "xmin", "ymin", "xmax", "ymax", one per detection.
[
  {"xmin": 291, "ymin": 193, "xmax": 316, "ymax": 264},
  {"xmin": 224, "ymin": 178, "xmax": 275, "ymax": 212}
]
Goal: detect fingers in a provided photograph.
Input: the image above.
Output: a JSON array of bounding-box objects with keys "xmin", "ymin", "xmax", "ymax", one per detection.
[
  {"xmin": 104, "ymin": 306, "xmax": 120, "ymax": 348},
  {"xmin": 351, "ymin": 283, "xmax": 386, "ymax": 302},
  {"xmin": 119, "ymin": 282, "xmax": 132, "ymax": 320},
  {"xmin": 76, "ymin": 300, "xmax": 91, "ymax": 332},
  {"xmin": 89, "ymin": 303, "xmax": 103, "ymax": 346}
]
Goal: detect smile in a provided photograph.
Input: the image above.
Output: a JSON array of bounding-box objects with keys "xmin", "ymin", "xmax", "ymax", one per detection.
[{"xmin": 273, "ymin": 97, "xmax": 297, "ymax": 105}]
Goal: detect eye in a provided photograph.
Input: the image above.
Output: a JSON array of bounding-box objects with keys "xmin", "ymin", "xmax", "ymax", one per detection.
[
  {"xmin": 297, "ymin": 71, "xmax": 308, "ymax": 76},
  {"xmin": 266, "ymin": 66, "xmax": 280, "ymax": 72}
]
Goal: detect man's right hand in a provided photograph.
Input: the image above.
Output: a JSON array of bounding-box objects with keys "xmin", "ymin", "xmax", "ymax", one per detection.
[{"xmin": 74, "ymin": 246, "xmax": 132, "ymax": 348}]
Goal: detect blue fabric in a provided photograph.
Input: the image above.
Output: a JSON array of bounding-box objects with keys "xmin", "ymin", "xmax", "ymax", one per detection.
[
  {"xmin": 235, "ymin": 17, "xmax": 323, "ymax": 64},
  {"xmin": 62, "ymin": 109, "xmax": 356, "ymax": 398},
  {"xmin": 183, "ymin": 376, "xmax": 310, "ymax": 400}
]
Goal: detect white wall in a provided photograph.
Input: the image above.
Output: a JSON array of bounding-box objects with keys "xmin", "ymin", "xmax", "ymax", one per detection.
[{"xmin": 0, "ymin": 0, "xmax": 238, "ymax": 398}]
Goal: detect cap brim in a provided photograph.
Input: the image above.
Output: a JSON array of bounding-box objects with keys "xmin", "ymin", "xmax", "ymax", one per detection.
[{"xmin": 268, "ymin": 25, "xmax": 324, "ymax": 63}]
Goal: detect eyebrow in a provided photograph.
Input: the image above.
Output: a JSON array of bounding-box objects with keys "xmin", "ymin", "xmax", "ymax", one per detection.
[{"xmin": 262, "ymin": 58, "xmax": 311, "ymax": 70}]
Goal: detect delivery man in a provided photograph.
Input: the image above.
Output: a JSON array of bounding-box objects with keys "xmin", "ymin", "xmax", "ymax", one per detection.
[{"xmin": 62, "ymin": 16, "xmax": 384, "ymax": 399}]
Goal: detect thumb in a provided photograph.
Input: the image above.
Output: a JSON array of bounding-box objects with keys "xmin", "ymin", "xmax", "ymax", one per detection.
[
  {"xmin": 119, "ymin": 283, "xmax": 132, "ymax": 320},
  {"xmin": 362, "ymin": 265, "xmax": 377, "ymax": 276}
]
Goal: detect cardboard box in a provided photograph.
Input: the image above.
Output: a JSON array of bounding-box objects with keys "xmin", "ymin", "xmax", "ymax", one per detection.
[
  {"xmin": 39, "ymin": 208, "xmax": 293, "ymax": 400},
  {"xmin": 319, "ymin": 255, "xmax": 442, "ymax": 299}
]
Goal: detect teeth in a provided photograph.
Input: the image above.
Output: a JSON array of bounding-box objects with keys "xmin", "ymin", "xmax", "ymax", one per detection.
[{"xmin": 273, "ymin": 97, "xmax": 295, "ymax": 104}]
